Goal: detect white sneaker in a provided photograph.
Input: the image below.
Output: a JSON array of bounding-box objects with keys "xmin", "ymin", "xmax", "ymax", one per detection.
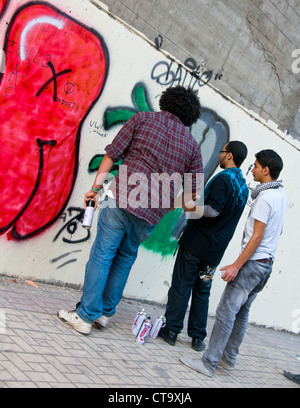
[
  {"xmin": 94, "ymin": 315, "xmax": 110, "ymax": 328},
  {"xmin": 179, "ymin": 356, "xmax": 214, "ymax": 377},
  {"xmin": 57, "ymin": 310, "xmax": 92, "ymax": 335}
]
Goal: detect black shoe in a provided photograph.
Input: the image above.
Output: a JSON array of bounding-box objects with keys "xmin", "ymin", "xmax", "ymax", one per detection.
[
  {"xmin": 158, "ymin": 325, "xmax": 178, "ymax": 346},
  {"xmin": 192, "ymin": 337, "xmax": 206, "ymax": 352},
  {"xmin": 283, "ymin": 370, "xmax": 300, "ymax": 385}
]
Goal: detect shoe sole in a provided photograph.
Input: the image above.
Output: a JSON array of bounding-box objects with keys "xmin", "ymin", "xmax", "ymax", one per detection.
[
  {"xmin": 179, "ymin": 357, "xmax": 213, "ymax": 377},
  {"xmin": 57, "ymin": 312, "xmax": 91, "ymax": 336},
  {"xmin": 217, "ymin": 359, "xmax": 235, "ymax": 371},
  {"xmin": 94, "ymin": 318, "xmax": 109, "ymax": 328},
  {"xmin": 93, "ymin": 321, "xmax": 106, "ymax": 329},
  {"xmin": 158, "ymin": 334, "xmax": 176, "ymax": 346}
]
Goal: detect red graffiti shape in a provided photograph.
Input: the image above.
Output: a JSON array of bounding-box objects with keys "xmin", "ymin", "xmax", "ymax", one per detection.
[
  {"xmin": 0, "ymin": 4, "xmax": 108, "ymax": 239},
  {"xmin": 0, "ymin": 0, "xmax": 7, "ymax": 16}
]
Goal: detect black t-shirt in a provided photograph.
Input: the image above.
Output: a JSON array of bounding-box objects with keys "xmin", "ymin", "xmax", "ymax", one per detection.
[{"xmin": 179, "ymin": 173, "xmax": 246, "ymax": 266}]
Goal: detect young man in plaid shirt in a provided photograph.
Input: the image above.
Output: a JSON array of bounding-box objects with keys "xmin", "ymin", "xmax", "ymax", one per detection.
[{"xmin": 58, "ymin": 86, "xmax": 203, "ymax": 335}]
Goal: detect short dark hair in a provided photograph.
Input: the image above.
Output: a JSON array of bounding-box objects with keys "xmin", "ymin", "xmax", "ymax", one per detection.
[
  {"xmin": 226, "ymin": 141, "xmax": 248, "ymax": 168},
  {"xmin": 255, "ymin": 149, "xmax": 283, "ymax": 180},
  {"xmin": 159, "ymin": 86, "xmax": 201, "ymax": 127}
]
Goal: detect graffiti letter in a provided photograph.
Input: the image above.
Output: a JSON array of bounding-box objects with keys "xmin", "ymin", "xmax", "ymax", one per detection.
[{"xmin": 151, "ymin": 61, "xmax": 175, "ymax": 86}]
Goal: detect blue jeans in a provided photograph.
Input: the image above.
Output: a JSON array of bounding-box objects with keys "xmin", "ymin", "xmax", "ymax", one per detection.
[
  {"xmin": 77, "ymin": 197, "xmax": 155, "ymax": 323},
  {"xmin": 202, "ymin": 260, "xmax": 272, "ymax": 374},
  {"xmin": 165, "ymin": 247, "xmax": 214, "ymax": 339}
]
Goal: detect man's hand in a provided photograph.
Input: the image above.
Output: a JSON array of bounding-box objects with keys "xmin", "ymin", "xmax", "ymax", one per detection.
[
  {"xmin": 84, "ymin": 190, "xmax": 98, "ymax": 210},
  {"xmin": 220, "ymin": 220, "xmax": 266, "ymax": 282},
  {"xmin": 84, "ymin": 153, "xmax": 115, "ymax": 211},
  {"xmin": 219, "ymin": 263, "xmax": 240, "ymax": 282},
  {"xmin": 182, "ymin": 199, "xmax": 197, "ymax": 212}
]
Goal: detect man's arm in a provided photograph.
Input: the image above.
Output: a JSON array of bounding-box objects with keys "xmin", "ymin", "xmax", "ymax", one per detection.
[
  {"xmin": 176, "ymin": 174, "xmax": 226, "ymax": 218},
  {"xmin": 220, "ymin": 219, "xmax": 266, "ymax": 282},
  {"xmin": 177, "ymin": 198, "xmax": 219, "ymax": 218},
  {"xmin": 84, "ymin": 154, "xmax": 115, "ymax": 209}
]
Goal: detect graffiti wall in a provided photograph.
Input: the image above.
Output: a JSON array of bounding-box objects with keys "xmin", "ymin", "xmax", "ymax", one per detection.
[{"xmin": 0, "ymin": 0, "xmax": 299, "ymax": 332}]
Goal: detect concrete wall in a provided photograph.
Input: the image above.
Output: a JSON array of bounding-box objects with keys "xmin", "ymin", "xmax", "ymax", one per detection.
[
  {"xmin": 0, "ymin": 0, "xmax": 299, "ymax": 333},
  {"xmin": 100, "ymin": 0, "xmax": 300, "ymax": 135}
]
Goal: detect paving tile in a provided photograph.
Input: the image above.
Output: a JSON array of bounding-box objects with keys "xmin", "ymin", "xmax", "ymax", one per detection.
[{"xmin": 0, "ymin": 277, "xmax": 299, "ymax": 389}]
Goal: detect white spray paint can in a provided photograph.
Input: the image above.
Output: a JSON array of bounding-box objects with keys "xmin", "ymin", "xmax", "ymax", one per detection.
[
  {"xmin": 136, "ymin": 317, "xmax": 152, "ymax": 345},
  {"xmin": 82, "ymin": 199, "xmax": 95, "ymax": 229},
  {"xmin": 132, "ymin": 310, "xmax": 146, "ymax": 336},
  {"xmin": 149, "ymin": 315, "xmax": 164, "ymax": 338}
]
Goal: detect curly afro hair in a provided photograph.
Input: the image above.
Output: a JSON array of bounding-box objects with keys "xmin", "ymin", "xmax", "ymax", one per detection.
[{"xmin": 159, "ymin": 86, "xmax": 201, "ymax": 127}]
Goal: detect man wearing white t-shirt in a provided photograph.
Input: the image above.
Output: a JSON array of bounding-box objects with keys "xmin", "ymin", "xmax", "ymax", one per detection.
[{"xmin": 180, "ymin": 149, "xmax": 288, "ymax": 378}]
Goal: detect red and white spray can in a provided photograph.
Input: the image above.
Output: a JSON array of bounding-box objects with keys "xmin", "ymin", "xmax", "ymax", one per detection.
[
  {"xmin": 136, "ymin": 317, "xmax": 152, "ymax": 345},
  {"xmin": 131, "ymin": 308, "xmax": 146, "ymax": 336},
  {"xmin": 149, "ymin": 315, "xmax": 164, "ymax": 338}
]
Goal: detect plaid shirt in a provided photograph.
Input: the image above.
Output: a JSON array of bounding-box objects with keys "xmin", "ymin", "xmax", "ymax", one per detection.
[{"xmin": 105, "ymin": 111, "xmax": 203, "ymax": 225}]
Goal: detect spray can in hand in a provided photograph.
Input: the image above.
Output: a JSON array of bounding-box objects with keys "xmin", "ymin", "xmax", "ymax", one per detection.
[{"xmin": 82, "ymin": 199, "xmax": 95, "ymax": 229}]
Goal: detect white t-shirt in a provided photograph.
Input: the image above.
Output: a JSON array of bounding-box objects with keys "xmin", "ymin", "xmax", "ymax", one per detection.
[{"xmin": 241, "ymin": 187, "xmax": 288, "ymax": 260}]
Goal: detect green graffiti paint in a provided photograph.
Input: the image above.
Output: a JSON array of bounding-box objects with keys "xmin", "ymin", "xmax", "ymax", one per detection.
[
  {"xmin": 103, "ymin": 83, "xmax": 152, "ymax": 130},
  {"xmin": 104, "ymin": 110, "xmax": 135, "ymax": 129},
  {"xmin": 133, "ymin": 85, "xmax": 152, "ymax": 112},
  {"xmin": 141, "ymin": 208, "xmax": 182, "ymax": 257},
  {"xmin": 88, "ymin": 154, "xmax": 123, "ymax": 178}
]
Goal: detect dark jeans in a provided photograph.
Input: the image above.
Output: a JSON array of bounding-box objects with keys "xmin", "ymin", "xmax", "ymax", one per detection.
[{"xmin": 165, "ymin": 246, "xmax": 215, "ymax": 340}]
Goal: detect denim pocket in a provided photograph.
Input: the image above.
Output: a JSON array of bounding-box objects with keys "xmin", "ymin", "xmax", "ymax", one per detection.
[
  {"xmin": 137, "ymin": 224, "xmax": 155, "ymax": 243},
  {"xmin": 100, "ymin": 204, "xmax": 124, "ymax": 231},
  {"xmin": 247, "ymin": 260, "xmax": 272, "ymax": 294}
]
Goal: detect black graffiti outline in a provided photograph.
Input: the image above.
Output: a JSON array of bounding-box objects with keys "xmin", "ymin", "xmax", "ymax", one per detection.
[
  {"xmin": 36, "ymin": 60, "xmax": 72, "ymax": 101},
  {"xmin": 0, "ymin": 138, "xmax": 57, "ymax": 239},
  {"xmin": 52, "ymin": 206, "xmax": 91, "ymax": 244},
  {"xmin": 50, "ymin": 250, "xmax": 82, "ymax": 269},
  {"xmin": 151, "ymin": 60, "xmax": 223, "ymax": 90},
  {"xmin": 64, "ymin": 81, "xmax": 77, "ymax": 95},
  {"xmin": 154, "ymin": 34, "xmax": 163, "ymax": 49},
  {"xmin": 0, "ymin": 0, "xmax": 10, "ymax": 20}
]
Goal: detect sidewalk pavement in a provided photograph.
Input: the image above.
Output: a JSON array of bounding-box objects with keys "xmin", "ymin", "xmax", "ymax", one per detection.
[{"xmin": 0, "ymin": 275, "xmax": 299, "ymax": 389}]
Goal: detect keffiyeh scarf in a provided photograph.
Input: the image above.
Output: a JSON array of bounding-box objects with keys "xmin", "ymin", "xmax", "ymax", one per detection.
[
  {"xmin": 204, "ymin": 167, "xmax": 249, "ymax": 207},
  {"xmin": 251, "ymin": 180, "xmax": 283, "ymax": 200}
]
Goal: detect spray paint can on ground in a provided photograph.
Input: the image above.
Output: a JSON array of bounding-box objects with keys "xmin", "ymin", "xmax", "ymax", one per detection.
[
  {"xmin": 136, "ymin": 317, "xmax": 152, "ymax": 345},
  {"xmin": 131, "ymin": 308, "xmax": 146, "ymax": 336},
  {"xmin": 82, "ymin": 199, "xmax": 95, "ymax": 229},
  {"xmin": 149, "ymin": 315, "xmax": 164, "ymax": 338}
]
